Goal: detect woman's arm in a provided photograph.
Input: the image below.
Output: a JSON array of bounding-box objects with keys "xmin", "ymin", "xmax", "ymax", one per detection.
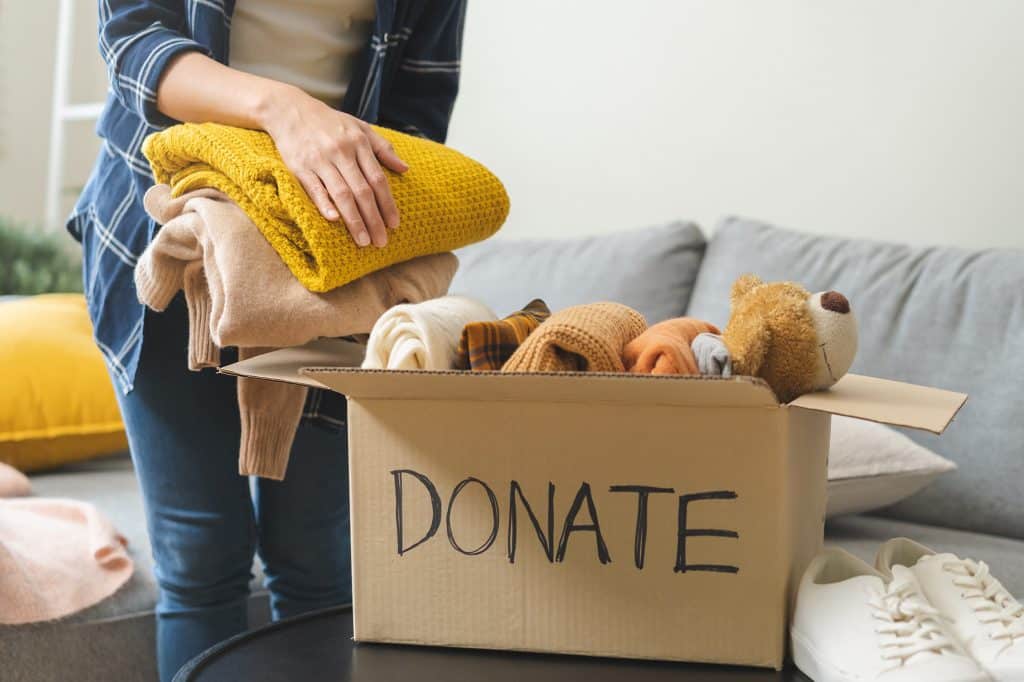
[
  {"xmin": 98, "ymin": 0, "xmax": 397, "ymax": 246},
  {"xmin": 157, "ymin": 53, "xmax": 403, "ymax": 248}
]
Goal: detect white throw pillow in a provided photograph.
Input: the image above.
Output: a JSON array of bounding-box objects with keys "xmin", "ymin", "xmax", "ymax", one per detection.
[{"xmin": 827, "ymin": 416, "xmax": 956, "ymax": 518}]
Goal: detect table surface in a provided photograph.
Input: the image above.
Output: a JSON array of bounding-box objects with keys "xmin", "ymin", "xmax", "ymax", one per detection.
[{"xmin": 175, "ymin": 605, "xmax": 812, "ymax": 682}]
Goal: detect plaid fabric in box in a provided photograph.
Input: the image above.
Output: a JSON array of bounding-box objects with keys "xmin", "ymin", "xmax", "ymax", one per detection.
[{"xmin": 455, "ymin": 299, "xmax": 550, "ymax": 371}]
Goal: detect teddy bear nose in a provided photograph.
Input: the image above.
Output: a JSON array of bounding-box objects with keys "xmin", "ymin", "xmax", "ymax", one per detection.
[{"xmin": 821, "ymin": 291, "xmax": 850, "ymax": 314}]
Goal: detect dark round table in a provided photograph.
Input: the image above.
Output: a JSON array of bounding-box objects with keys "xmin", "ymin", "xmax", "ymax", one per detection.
[{"xmin": 174, "ymin": 605, "xmax": 811, "ymax": 681}]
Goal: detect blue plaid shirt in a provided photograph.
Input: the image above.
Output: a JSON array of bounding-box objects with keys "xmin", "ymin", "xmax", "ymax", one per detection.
[{"xmin": 68, "ymin": 0, "xmax": 466, "ymax": 427}]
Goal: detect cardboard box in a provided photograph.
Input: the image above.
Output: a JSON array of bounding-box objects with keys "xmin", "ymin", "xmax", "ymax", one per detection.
[{"xmin": 224, "ymin": 341, "xmax": 966, "ymax": 669}]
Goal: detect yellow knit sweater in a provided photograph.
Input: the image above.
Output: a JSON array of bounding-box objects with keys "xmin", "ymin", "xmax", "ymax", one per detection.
[{"xmin": 143, "ymin": 123, "xmax": 509, "ymax": 292}]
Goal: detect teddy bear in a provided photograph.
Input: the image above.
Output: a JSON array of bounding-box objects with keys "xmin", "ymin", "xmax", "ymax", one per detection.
[{"xmin": 720, "ymin": 274, "xmax": 858, "ymax": 402}]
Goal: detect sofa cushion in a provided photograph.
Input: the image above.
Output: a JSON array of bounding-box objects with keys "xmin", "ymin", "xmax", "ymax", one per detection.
[
  {"xmin": 686, "ymin": 217, "xmax": 1024, "ymax": 539},
  {"xmin": 0, "ymin": 454, "xmax": 269, "ymax": 682},
  {"xmin": 449, "ymin": 222, "xmax": 706, "ymax": 324},
  {"xmin": 0, "ymin": 295, "xmax": 128, "ymax": 472},
  {"xmin": 826, "ymin": 515, "xmax": 1024, "ymax": 597}
]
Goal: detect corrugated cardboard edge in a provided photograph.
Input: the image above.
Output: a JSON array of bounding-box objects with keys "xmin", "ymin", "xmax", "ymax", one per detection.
[
  {"xmin": 219, "ymin": 344, "xmax": 968, "ymax": 436},
  {"xmin": 781, "ymin": 408, "xmax": 831, "ymax": 669},
  {"xmin": 788, "ymin": 374, "xmax": 968, "ymax": 434},
  {"xmin": 303, "ymin": 367, "xmax": 782, "ymax": 408},
  {"xmin": 219, "ymin": 338, "xmax": 365, "ymax": 388},
  {"xmin": 351, "ymin": 635, "xmax": 781, "ymax": 669}
]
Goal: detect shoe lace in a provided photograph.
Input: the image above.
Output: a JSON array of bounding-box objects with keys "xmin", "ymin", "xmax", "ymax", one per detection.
[
  {"xmin": 868, "ymin": 576, "xmax": 956, "ymax": 671},
  {"xmin": 939, "ymin": 556, "xmax": 1024, "ymax": 649}
]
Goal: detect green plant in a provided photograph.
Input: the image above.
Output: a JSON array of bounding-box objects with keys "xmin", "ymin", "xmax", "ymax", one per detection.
[{"xmin": 0, "ymin": 217, "xmax": 83, "ymax": 295}]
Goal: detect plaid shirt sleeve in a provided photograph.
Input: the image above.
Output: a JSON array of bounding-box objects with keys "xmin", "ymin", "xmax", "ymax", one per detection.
[
  {"xmin": 378, "ymin": 0, "xmax": 467, "ymax": 143},
  {"xmin": 98, "ymin": 0, "xmax": 213, "ymax": 129}
]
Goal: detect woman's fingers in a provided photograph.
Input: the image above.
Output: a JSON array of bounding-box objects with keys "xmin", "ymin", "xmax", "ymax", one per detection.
[
  {"xmin": 366, "ymin": 128, "xmax": 408, "ymax": 173},
  {"xmin": 356, "ymin": 142, "xmax": 400, "ymax": 230},
  {"xmin": 317, "ymin": 165, "xmax": 370, "ymax": 247},
  {"xmin": 336, "ymin": 157, "xmax": 387, "ymax": 247},
  {"xmin": 285, "ymin": 119, "xmax": 401, "ymax": 247},
  {"xmin": 297, "ymin": 171, "xmax": 339, "ymax": 222}
]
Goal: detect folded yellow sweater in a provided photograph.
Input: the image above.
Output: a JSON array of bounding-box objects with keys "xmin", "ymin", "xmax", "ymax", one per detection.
[{"xmin": 143, "ymin": 123, "xmax": 509, "ymax": 292}]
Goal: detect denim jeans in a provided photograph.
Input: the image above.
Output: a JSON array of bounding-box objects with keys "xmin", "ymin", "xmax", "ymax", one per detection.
[{"xmin": 114, "ymin": 295, "xmax": 351, "ymax": 681}]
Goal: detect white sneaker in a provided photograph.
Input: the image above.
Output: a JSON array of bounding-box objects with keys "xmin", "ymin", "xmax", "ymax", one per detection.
[
  {"xmin": 792, "ymin": 547, "xmax": 990, "ymax": 681},
  {"xmin": 877, "ymin": 538, "xmax": 1024, "ymax": 681}
]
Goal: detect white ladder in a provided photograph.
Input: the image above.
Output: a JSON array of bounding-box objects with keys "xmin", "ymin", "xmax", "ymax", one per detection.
[{"xmin": 45, "ymin": 0, "xmax": 105, "ymax": 231}]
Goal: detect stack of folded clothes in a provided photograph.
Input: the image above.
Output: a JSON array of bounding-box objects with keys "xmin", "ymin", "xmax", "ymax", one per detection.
[
  {"xmin": 136, "ymin": 123, "xmax": 510, "ymax": 480},
  {"xmin": 143, "ymin": 122, "xmax": 510, "ymax": 292},
  {"xmin": 138, "ymin": 122, "xmax": 734, "ymax": 482},
  {"xmin": 363, "ymin": 297, "xmax": 731, "ymax": 379},
  {"xmin": 364, "ymin": 275, "xmax": 859, "ymax": 409}
]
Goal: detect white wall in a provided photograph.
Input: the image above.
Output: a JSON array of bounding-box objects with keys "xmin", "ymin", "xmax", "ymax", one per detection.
[
  {"xmin": 3, "ymin": 1, "xmax": 1022, "ymax": 250},
  {"xmin": 448, "ymin": 1, "xmax": 1024, "ymax": 249},
  {"xmin": 0, "ymin": 1, "xmax": 106, "ymax": 229}
]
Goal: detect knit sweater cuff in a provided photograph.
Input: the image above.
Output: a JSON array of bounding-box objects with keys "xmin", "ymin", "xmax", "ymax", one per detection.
[
  {"xmin": 134, "ymin": 258, "xmax": 183, "ymax": 311},
  {"xmin": 184, "ymin": 277, "xmax": 220, "ymax": 370},
  {"xmin": 238, "ymin": 411, "xmax": 300, "ymax": 480},
  {"xmin": 187, "ymin": 296, "xmax": 221, "ymax": 368}
]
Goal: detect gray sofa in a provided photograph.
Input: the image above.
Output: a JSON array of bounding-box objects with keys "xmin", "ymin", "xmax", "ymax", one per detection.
[{"xmin": 3, "ymin": 217, "xmax": 1021, "ymax": 681}]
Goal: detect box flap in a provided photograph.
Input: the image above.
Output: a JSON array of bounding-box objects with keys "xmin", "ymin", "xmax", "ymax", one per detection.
[
  {"xmin": 219, "ymin": 338, "xmax": 365, "ymax": 388},
  {"xmin": 302, "ymin": 367, "xmax": 780, "ymax": 408},
  {"xmin": 788, "ymin": 374, "xmax": 967, "ymax": 434}
]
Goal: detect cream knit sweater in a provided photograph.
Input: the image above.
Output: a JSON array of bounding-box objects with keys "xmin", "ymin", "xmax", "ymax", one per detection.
[{"xmin": 363, "ymin": 296, "xmax": 497, "ymax": 370}]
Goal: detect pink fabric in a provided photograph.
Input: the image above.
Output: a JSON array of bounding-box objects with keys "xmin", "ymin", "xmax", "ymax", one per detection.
[
  {"xmin": 0, "ymin": 462, "xmax": 133, "ymax": 624},
  {"xmin": 0, "ymin": 461, "xmax": 30, "ymax": 497}
]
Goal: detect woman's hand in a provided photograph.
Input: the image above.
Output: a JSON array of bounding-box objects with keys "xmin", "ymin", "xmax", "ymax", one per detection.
[
  {"xmin": 261, "ymin": 84, "xmax": 408, "ymax": 247},
  {"xmin": 156, "ymin": 53, "xmax": 406, "ymax": 247}
]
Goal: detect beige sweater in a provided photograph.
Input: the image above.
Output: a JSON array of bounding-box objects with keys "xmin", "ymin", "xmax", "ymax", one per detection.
[{"xmin": 135, "ymin": 185, "xmax": 457, "ymax": 479}]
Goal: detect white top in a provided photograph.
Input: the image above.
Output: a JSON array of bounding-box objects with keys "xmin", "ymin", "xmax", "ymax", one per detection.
[{"xmin": 229, "ymin": 0, "xmax": 376, "ymax": 108}]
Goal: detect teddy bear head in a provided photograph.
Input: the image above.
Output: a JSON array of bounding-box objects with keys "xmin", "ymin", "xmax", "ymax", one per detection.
[{"xmin": 721, "ymin": 274, "xmax": 858, "ymax": 402}]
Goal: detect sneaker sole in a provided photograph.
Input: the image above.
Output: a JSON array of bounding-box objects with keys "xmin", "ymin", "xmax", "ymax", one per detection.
[
  {"xmin": 791, "ymin": 627, "xmax": 992, "ymax": 682},
  {"xmin": 790, "ymin": 628, "xmax": 856, "ymax": 682}
]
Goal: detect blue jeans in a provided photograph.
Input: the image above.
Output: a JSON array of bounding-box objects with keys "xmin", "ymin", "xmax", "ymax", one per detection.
[{"xmin": 114, "ymin": 296, "xmax": 352, "ymax": 681}]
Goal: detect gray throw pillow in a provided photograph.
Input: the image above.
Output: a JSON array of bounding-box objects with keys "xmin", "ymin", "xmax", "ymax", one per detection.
[
  {"xmin": 450, "ymin": 222, "xmax": 706, "ymax": 324},
  {"xmin": 686, "ymin": 216, "xmax": 1024, "ymax": 539}
]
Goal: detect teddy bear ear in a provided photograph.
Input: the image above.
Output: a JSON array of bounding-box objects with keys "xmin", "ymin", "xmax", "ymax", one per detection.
[
  {"xmin": 726, "ymin": 316, "xmax": 771, "ymax": 378},
  {"xmin": 730, "ymin": 274, "xmax": 763, "ymax": 306}
]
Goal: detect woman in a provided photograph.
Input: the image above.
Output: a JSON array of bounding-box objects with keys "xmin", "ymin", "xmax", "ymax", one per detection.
[{"xmin": 68, "ymin": 1, "xmax": 467, "ymax": 679}]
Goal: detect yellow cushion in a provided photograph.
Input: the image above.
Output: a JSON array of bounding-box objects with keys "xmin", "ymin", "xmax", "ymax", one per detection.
[
  {"xmin": 0, "ymin": 294, "xmax": 128, "ymax": 472},
  {"xmin": 143, "ymin": 123, "xmax": 510, "ymax": 293}
]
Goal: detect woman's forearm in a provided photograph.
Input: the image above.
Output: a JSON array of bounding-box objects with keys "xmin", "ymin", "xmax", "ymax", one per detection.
[
  {"xmin": 155, "ymin": 52, "xmax": 292, "ymax": 130},
  {"xmin": 154, "ymin": 51, "xmax": 406, "ymax": 248}
]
